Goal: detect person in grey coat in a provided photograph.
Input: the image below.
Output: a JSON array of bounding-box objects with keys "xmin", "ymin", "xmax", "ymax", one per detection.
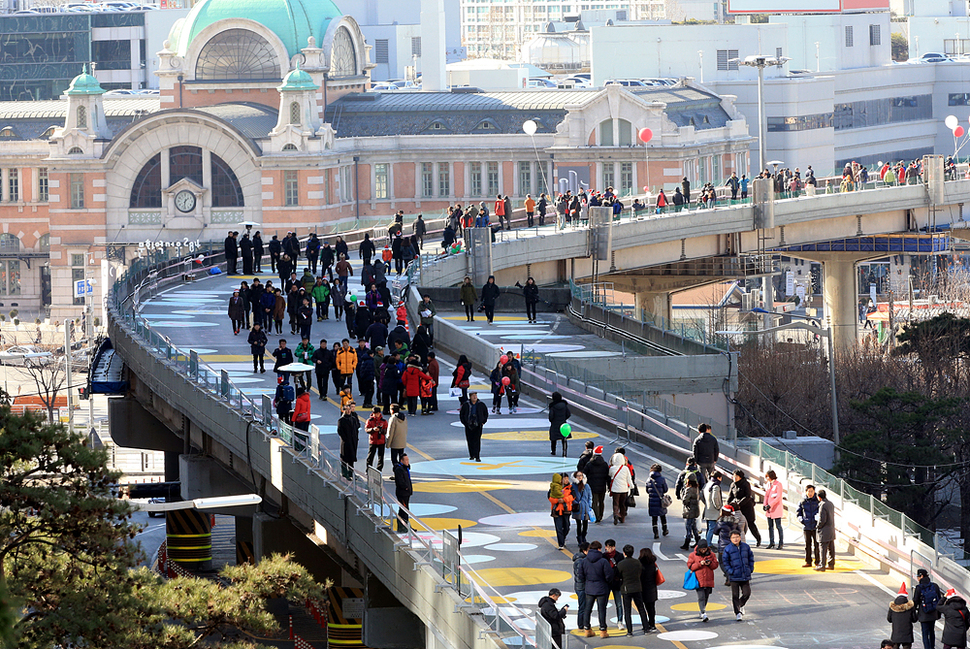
[{"xmin": 815, "ymin": 489, "xmax": 836, "ymax": 571}]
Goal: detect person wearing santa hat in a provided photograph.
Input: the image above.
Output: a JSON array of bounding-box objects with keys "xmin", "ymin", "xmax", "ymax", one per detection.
[
  {"xmin": 938, "ymin": 589, "xmax": 969, "ymax": 649},
  {"xmin": 888, "ymin": 582, "xmax": 918, "ymax": 649}
]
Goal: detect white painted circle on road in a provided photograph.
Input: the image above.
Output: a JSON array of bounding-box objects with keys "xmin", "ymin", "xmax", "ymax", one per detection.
[
  {"xmin": 455, "ymin": 532, "xmax": 502, "ymax": 547},
  {"xmin": 656, "ymin": 589, "xmax": 687, "ymax": 599},
  {"xmin": 657, "ymin": 630, "xmax": 718, "ymax": 642},
  {"xmin": 479, "ymin": 512, "xmax": 553, "ymax": 527},
  {"xmin": 462, "ymin": 554, "xmax": 496, "ymax": 565},
  {"xmin": 484, "ymin": 543, "xmax": 538, "ymax": 552}
]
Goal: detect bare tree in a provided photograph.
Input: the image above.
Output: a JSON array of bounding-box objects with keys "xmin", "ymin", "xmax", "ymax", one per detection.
[{"xmin": 22, "ymin": 353, "xmax": 67, "ymax": 424}]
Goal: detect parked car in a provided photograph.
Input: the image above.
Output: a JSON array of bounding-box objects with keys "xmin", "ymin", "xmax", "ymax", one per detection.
[
  {"xmin": 919, "ymin": 52, "xmax": 951, "ymax": 63},
  {"xmin": 0, "ymin": 346, "xmax": 53, "ymax": 367},
  {"xmin": 526, "ymin": 78, "xmax": 557, "ymax": 89},
  {"xmin": 605, "ymin": 79, "xmax": 646, "ymax": 87},
  {"xmin": 147, "ymin": 497, "xmax": 166, "ymax": 518}
]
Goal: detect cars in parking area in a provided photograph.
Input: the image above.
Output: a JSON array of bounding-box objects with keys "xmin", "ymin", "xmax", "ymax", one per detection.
[{"xmin": 0, "ymin": 346, "xmax": 52, "ymax": 367}]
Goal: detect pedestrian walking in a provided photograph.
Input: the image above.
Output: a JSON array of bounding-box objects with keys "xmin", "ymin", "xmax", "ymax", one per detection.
[
  {"xmin": 608, "ymin": 452, "xmax": 633, "ymax": 525},
  {"xmin": 393, "ymin": 453, "xmax": 413, "ymax": 530},
  {"xmin": 291, "ymin": 386, "xmax": 311, "ymax": 450},
  {"xmin": 460, "ymin": 276, "xmax": 477, "ymax": 322},
  {"xmin": 481, "ymin": 275, "xmax": 500, "ymax": 324},
  {"xmin": 616, "ymin": 544, "xmax": 648, "ymax": 636},
  {"xmin": 365, "ymin": 407, "xmax": 388, "ymax": 471},
  {"xmin": 294, "ymin": 337, "xmax": 314, "ymax": 390},
  {"xmin": 577, "ymin": 441, "xmax": 595, "ymax": 473},
  {"xmin": 585, "ymin": 446, "xmax": 609, "ymax": 525},
  {"xmin": 913, "ymin": 568, "xmax": 942, "ymax": 649},
  {"xmin": 764, "ymin": 469, "xmax": 785, "ymax": 550},
  {"xmin": 337, "ymin": 401, "xmax": 360, "ymax": 480},
  {"xmin": 888, "ymin": 584, "xmax": 919, "ymax": 649},
  {"xmin": 228, "ymin": 290, "xmax": 246, "ymax": 334},
  {"xmin": 401, "ymin": 357, "xmax": 431, "ymax": 415},
  {"xmin": 335, "ymin": 338, "xmax": 357, "ymax": 391},
  {"xmin": 451, "ymin": 354, "xmax": 472, "ymax": 404},
  {"xmin": 386, "ymin": 403, "xmax": 407, "ymax": 467},
  {"xmin": 538, "ymin": 589, "xmax": 569, "ymax": 649},
  {"xmin": 797, "ymin": 484, "xmax": 821, "ymax": 567},
  {"xmin": 816, "ymin": 489, "xmax": 836, "ymax": 571},
  {"xmin": 728, "ymin": 469, "xmax": 762, "ymax": 547},
  {"xmin": 692, "ymin": 423, "xmax": 719, "ymax": 479},
  {"xmin": 680, "ymin": 475, "xmax": 701, "ymax": 550},
  {"xmin": 310, "ymin": 338, "xmax": 333, "ymax": 399},
  {"xmin": 722, "ymin": 530, "xmax": 755, "ymax": 621},
  {"xmin": 459, "ymin": 391, "xmax": 488, "ymax": 462},
  {"xmin": 572, "ymin": 471, "xmax": 593, "ymax": 545},
  {"xmin": 573, "ymin": 543, "xmax": 590, "ymax": 634},
  {"xmin": 638, "ymin": 548, "xmax": 659, "ymax": 632},
  {"xmin": 703, "ymin": 471, "xmax": 724, "ymax": 545},
  {"xmin": 603, "ymin": 540, "xmax": 625, "ymax": 630},
  {"xmin": 548, "ymin": 391, "xmax": 572, "ymax": 457},
  {"xmin": 687, "ymin": 540, "xmax": 719, "ymax": 622},
  {"xmin": 646, "ymin": 463, "xmax": 670, "ymax": 539},
  {"xmin": 356, "ymin": 342, "xmax": 375, "ymax": 408},
  {"xmin": 579, "ymin": 541, "xmax": 615, "ymax": 639},
  {"xmin": 548, "ymin": 473, "xmax": 574, "ymax": 550},
  {"xmin": 272, "ymin": 338, "xmax": 293, "ymax": 382},
  {"xmin": 938, "ymin": 590, "xmax": 969, "ymax": 649},
  {"xmin": 419, "ymin": 294, "xmax": 437, "ymax": 344},
  {"xmin": 248, "ymin": 323, "xmax": 267, "ymax": 373}
]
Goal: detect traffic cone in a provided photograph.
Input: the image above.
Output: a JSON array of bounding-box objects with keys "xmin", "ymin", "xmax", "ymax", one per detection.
[{"xmin": 898, "ymin": 582, "xmax": 908, "ymax": 597}]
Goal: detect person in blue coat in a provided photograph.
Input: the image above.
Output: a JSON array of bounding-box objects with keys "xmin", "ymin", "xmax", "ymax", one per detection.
[
  {"xmin": 796, "ymin": 484, "xmax": 821, "ymax": 568},
  {"xmin": 722, "ymin": 530, "xmax": 755, "ymax": 622},
  {"xmin": 572, "ymin": 471, "xmax": 593, "ymax": 546},
  {"xmin": 645, "ymin": 464, "xmax": 669, "ymax": 539},
  {"xmin": 577, "ymin": 541, "xmax": 614, "ymax": 638}
]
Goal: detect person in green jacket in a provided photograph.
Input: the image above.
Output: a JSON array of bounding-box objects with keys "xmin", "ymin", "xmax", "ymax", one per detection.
[
  {"xmin": 294, "ymin": 337, "xmax": 315, "ymax": 390},
  {"xmin": 311, "ymin": 277, "xmax": 331, "ymax": 321},
  {"xmin": 459, "ymin": 276, "xmax": 478, "ymax": 322},
  {"xmin": 301, "ymin": 268, "xmax": 316, "ymax": 292}
]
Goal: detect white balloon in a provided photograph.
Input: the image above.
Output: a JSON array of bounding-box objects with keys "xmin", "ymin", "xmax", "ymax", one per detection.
[
  {"xmin": 946, "ymin": 115, "xmax": 959, "ymax": 130},
  {"xmin": 522, "ymin": 119, "xmax": 537, "ymax": 136}
]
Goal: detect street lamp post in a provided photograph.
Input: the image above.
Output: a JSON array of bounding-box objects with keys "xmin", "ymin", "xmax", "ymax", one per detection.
[
  {"xmin": 718, "ymin": 321, "xmax": 840, "ymax": 451},
  {"xmin": 736, "ymin": 54, "xmax": 788, "ymax": 174}
]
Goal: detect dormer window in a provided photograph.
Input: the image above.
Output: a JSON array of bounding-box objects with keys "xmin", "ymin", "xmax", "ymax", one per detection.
[
  {"xmin": 68, "ymin": 147, "xmax": 83, "ymax": 155},
  {"xmin": 283, "ymin": 143, "xmax": 298, "ymax": 151},
  {"xmin": 0, "ymin": 127, "xmax": 14, "ymax": 138},
  {"xmin": 429, "ymin": 122, "xmax": 446, "ymax": 130},
  {"xmin": 475, "ymin": 120, "xmax": 498, "ymax": 131}
]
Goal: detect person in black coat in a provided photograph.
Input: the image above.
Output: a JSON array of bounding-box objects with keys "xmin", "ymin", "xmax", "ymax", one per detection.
[
  {"xmin": 584, "ymin": 448, "xmax": 610, "ymax": 525},
  {"xmin": 914, "ymin": 569, "xmax": 943, "ymax": 649},
  {"xmin": 224, "ymin": 231, "xmax": 238, "ymax": 274},
  {"xmin": 356, "ymin": 342, "xmax": 375, "ymax": 408},
  {"xmin": 268, "ymin": 235, "xmax": 282, "ymax": 273},
  {"xmin": 387, "ymin": 321, "xmax": 411, "ymax": 351},
  {"xmin": 459, "ymin": 392, "xmax": 489, "ymax": 462},
  {"xmin": 252, "ymin": 231, "xmax": 264, "ymax": 272},
  {"xmin": 247, "ymin": 323, "xmax": 267, "ymax": 372},
  {"xmin": 359, "ymin": 232, "xmax": 376, "ymax": 265},
  {"xmin": 521, "ymin": 277, "xmax": 540, "ymax": 323},
  {"xmin": 393, "ymin": 453, "xmax": 413, "ymax": 530},
  {"xmin": 481, "ymin": 275, "xmax": 500, "ymax": 324},
  {"xmin": 337, "ymin": 401, "xmax": 360, "ymax": 479},
  {"xmin": 888, "ymin": 594, "xmax": 918, "ymax": 649},
  {"xmin": 354, "ymin": 301, "xmax": 373, "ymax": 340},
  {"xmin": 538, "ymin": 589, "xmax": 568, "ymax": 649},
  {"xmin": 548, "ymin": 391, "xmax": 572, "ymax": 457},
  {"xmin": 305, "ymin": 234, "xmax": 321, "ymax": 274},
  {"xmin": 311, "ymin": 339, "xmax": 334, "ymax": 399},
  {"xmin": 728, "ymin": 469, "xmax": 762, "ymax": 547},
  {"xmin": 939, "ymin": 593, "xmax": 970, "ymax": 649},
  {"xmin": 320, "ymin": 242, "xmax": 335, "ymax": 280},
  {"xmin": 366, "ymin": 318, "xmax": 388, "ymax": 350},
  {"xmin": 411, "ymin": 325, "xmax": 432, "ymax": 364},
  {"xmin": 334, "ymin": 236, "xmax": 349, "ymax": 263},
  {"xmin": 239, "ymin": 233, "xmax": 254, "ymax": 275}
]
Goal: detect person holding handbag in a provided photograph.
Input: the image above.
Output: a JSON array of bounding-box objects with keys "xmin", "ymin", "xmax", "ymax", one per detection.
[
  {"xmin": 686, "ymin": 540, "xmax": 719, "ymax": 622},
  {"xmin": 638, "ymin": 548, "xmax": 660, "ymax": 633},
  {"xmin": 548, "ymin": 473, "xmax": 575, "ymax": 551},
  {"xmin": 451, "ymin": 354, "xmax": 473, "ymax": 404},
  {"xmin": 608, "ymin": 452, "xmax": 633, "ymax": 525},
  {"xmin": 680, "ymin": 475, "xmax": 701, "ymax": 551},
  {"xmin": 646, "ymin": 464, "xmax": 670, "ymax": 539}
]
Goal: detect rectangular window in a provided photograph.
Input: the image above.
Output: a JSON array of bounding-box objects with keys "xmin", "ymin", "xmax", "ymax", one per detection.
[
  {"xmin": 8, "ymin": 168, "xmax": 18, "ymax": 202},
  {"xmin": 374, "ymin": 163, "xmax": 389, "ymax": 199},
  {"xmin": 437, "ymin": 163, "xmax": 450, "ymax": 198},
  {"xmin": 421, "ymin": 162, "xmax": 434, "ymax": 198},
  {"xmin": 38, "ymin": 167, "xmax": 48, "ymax": 202},
  {"xmin": 375, "ymin": 39, "xmax": 389, "ymax": 64},
  {"xmin": 869, "ymin": 24, "xmax": 880, "ymax": 46},
  {"xmin": 340, "ymin": 166, "xmax": 353, "ymax": 203},
  {"xmin": 698, "ymin": 157, "xmax": 708, "ymax": 185},
  {"xmin": 470, "ymin": 162, "xmax": 482, "ymax": 197},
  {"xmin": 712, "ymin": 155, "xmax": 721, "ymax": 184},
  {"xmin": 717, "ymin": 49, "xmax": 739, "ymax": 71},
  {"xmin": 71, "ymin": 253, "xmax": 85, "ymax": 267},
  {"xmin": 599, "ymin": 120, "xmax": 614, "ymax": 146},
  {"xmin": 0, "ymin": 260, "xmax": 21, "ymax": 297},
  {"xmin": 619, "ymin": 162, "xmax": 632, "ymax": 194},
  {"xmin": 487, "ymin": 161, "xmax": 499, "ymax": 196},
  {"xmin": 324, "ymin": 168, "xmax": 332, "ymax": 204},
  {"xmin": 70, "ymin": 173, "xmax": 84, "ymax": 208},
  {"xmin": 950, "ymin": 93, "xmax": 970, "ymax": 106},
  {"xmin": 737, "ymin": 151, "xmax": 747, "ymax": 178},
  {"xmin": 603, "ymin": 165, "xmax": 614, "ymax": 191},
  {"xmin": 411, "ymin": 36, "xmax": 422, "ymax": 57},
  {"xmin": 284, "ymin": 170, "xmax": 299, "ymax": 206},
  {"xmin": 72, "ymin": 266, "xmax": 84, "ymax": 305},
  {"xmin": 776, "ymin": 47, "xmax": 783, "ymax": 59},
  {"xmin": 845, "ymin": 25, "xmax": 853, "ymax": 47},
  {"xmin": 518, "ymin": 161, "xmax": 531, "ymax": 196}
]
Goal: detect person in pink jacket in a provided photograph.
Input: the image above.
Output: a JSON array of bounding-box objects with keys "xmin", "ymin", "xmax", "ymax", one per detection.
[{"xmin": 764, "ymin": 469, "xmax": 785, "ymax": 550}]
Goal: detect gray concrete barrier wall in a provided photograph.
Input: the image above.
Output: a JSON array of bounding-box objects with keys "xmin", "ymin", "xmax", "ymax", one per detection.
[{"xmin": 416, "ymin": 286, "xmax": 571, "ymax": 314}]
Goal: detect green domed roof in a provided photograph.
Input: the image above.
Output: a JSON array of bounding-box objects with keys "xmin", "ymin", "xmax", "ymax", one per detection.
[
  {"xmin": 65, "ymin": 66, "xmax": 104, "ymax": 96},
  {"xmin": 175, "ymin": 0, "xmax": 342, "ymax": 58},
  {"xmin": 280, "ymin": 65, "xmax": 317, "ymax": 91}
]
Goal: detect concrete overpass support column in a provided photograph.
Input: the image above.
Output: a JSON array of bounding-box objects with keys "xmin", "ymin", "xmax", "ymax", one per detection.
[
  {"xmin": 822, "ymin": 258, "xmax": 859, "ymax": 349},
  {"xmin": 634, "ymin": 291, "xmax": 672, "ymax": 326}
]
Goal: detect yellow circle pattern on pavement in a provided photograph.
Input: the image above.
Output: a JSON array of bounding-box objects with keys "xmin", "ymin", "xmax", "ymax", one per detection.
[
  {"xmin": 412, "ymin": 480, "xmax": 515, "ymax": 493},
  {"xmin": 518, "ymin": 529, "xmax": 557, "ymax": 538},
  {"xmin": 755, "ymin": 558, "xmax": 865, "ymax": 575},
  {"xmin": 569, "ymin": 629, "xmax": 633, "ymax": 638},
  {"xmin": 670, "ymin": 602, "xmax": 727, "ymax": 612},
  {"xmin": 473, "ymin": 567, "xmax": 571, "ymax": 587},
  {"xmin": 482, "ymin": 430, "xmax": 598, "ymax": 441},
  {"xmin": 410, "ymin": 517, "xmax": 477, "ymax": 532}
]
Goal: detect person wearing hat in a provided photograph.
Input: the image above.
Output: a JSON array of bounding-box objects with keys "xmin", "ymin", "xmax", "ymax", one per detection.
[
  {"xmin": 888, "ymin": 582, "xmax": 919, "ymax": 649},
  {"xmin": 584, "ymin": 447, "xmax": 609, "ymax": 525},
  {"xmin": 646, "ymin": 463, "xmax": 670, "ymax": 540},
  {"xmin": 687, "ymin": 539, "xmax": 719, "ymax": 622},
  {"xmin": 913, "ymin": 568, "xmax": 943, "ymax": 649},
  {"xmin": 938, "ymin": 589, "xmax": 969, "ymax": 649},
  {"xmin": 459, "ymin": 391, "xmax": 489, "ymax": 462}
]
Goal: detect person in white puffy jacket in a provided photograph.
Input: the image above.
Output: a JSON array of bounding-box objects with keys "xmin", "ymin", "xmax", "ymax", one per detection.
[{"xmin": 609, "ymin": 452, "xmax": 634, "ymax": 525}]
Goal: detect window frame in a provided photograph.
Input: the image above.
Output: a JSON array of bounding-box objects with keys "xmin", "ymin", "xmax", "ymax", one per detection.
[
  {"xmin": 284, "ymin": 170, "xmax": 299, "ymax": 206},
  {"xmin": 70, "ymin": 173, "xmax": 84, "ymax": 209}
]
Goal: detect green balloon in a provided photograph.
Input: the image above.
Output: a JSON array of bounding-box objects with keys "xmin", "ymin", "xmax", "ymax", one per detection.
[
  {"xmin": 560, "ymin": 423, "xmax": 572, "ymax": 437},
  {"xmin": 349, "ymin": 294, "xmax": 357, "ymax": 303}
]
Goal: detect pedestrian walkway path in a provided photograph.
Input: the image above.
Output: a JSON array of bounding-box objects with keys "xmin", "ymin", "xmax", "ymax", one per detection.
[{"xmin": 138, "ymin": 264, "xmax": 906, "ymax": 649}]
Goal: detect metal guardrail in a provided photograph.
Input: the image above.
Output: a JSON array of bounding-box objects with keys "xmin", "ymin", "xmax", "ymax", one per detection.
[{"xmin": 109, "ymin": 252, "xmax": 540, "ymax": 649}]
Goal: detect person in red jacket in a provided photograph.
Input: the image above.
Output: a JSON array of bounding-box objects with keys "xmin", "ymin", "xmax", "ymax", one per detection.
[
  {"xmin": 291, "ymin": 386, "xmax": 312, "ymax": 452},
  {"xmin": 687, "ymin": 540, "xmax": 719, "ymax": 622},
  {"xmin": 400, "ymin": 358, "xmax": 431, "ymax": 416},
  {"xmin": 494, "ymin": 193, "xmax": 506, "ymax": 228},
  {"xmin": 365, "ymin": 407, "xmax": 388, "ymax": 470}
]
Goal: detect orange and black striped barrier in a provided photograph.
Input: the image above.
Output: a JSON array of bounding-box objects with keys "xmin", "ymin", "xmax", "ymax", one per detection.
[
  {"xmin": 327, "ymin": 586, "xmax": 367, "ymax": 649},
  {"xmin": 166, "ymin": 508, "xmax": 212, "ymax": 567}
]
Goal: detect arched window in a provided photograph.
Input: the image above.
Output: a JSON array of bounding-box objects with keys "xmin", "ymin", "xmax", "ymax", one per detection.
[
  {"xmin": 37, "ymin": 233, "xmax": 50, "ymax": 252},
  {"xmin": 169, "ymin": 146, "xmax": 203, "ymax": 186},
  {"xmin": 282, "ymin": 143, "xmax": 298, "ymax": 151},
  {"xmin": 211, "ymin": 153, "xmax": 244, "ymax": 207},
  {"xmin": 40, "ymin": 126, "xmax": 56, "ymax": 139},
  {"xmin": 0, "ymin": 233, "xmax": 20, "ymax": 252},
  {"xmin": 617, "ymin": 119, "xmax": 632, "ymax": 146},
  {"xmin": 330, "ymin": 27, "xmax": 357, "ymax": 78},
  {"xmin": 289, "ymin": 101, "xmax": 301, "ymax": 125},
  {"xmin": 0, "ymin": 127, "xmax": 14, "ymax": 138},
  {"xmin": 77, "ymin": 106, "xmax": 86, "ymax": 128},
  {"xmin": 68, "ymin": 147, "xmax": 84, "ymax": 155},
  {"xmin": 598, "ymin": 119, "xmax": 613, "ymax": 146},
  {"xmin": 129, "ymin": 153, "xmax": 162, "ymax": 208},
  {"xmin": 196, "ymin": 29, "xmax": 280, "ymax": 81}
]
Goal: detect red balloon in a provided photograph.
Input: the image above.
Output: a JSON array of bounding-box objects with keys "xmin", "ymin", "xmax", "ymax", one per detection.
[
  {"xmin": 500, "ymin": 355, "xmax": 509, "ymax": 364},
  {"xmin": 638, "ymin": 127, "xmax": 653, "ymax": 143},
  {"xmin": 956, "ymin": 126, "xmax": 966, "ymax": 138},
  {"xmin": 501, "ymin": 376, "xmax": 511, "ymax": 386}
]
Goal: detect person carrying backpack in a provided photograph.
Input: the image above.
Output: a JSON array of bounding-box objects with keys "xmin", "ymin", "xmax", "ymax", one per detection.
[
  {"xmin": 913, "ymin": 569, "xmax": 942, "ymax": 649},
  {"xmin": 675, "ymin": 457, "xmax": 705, "ymax": 500}
]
